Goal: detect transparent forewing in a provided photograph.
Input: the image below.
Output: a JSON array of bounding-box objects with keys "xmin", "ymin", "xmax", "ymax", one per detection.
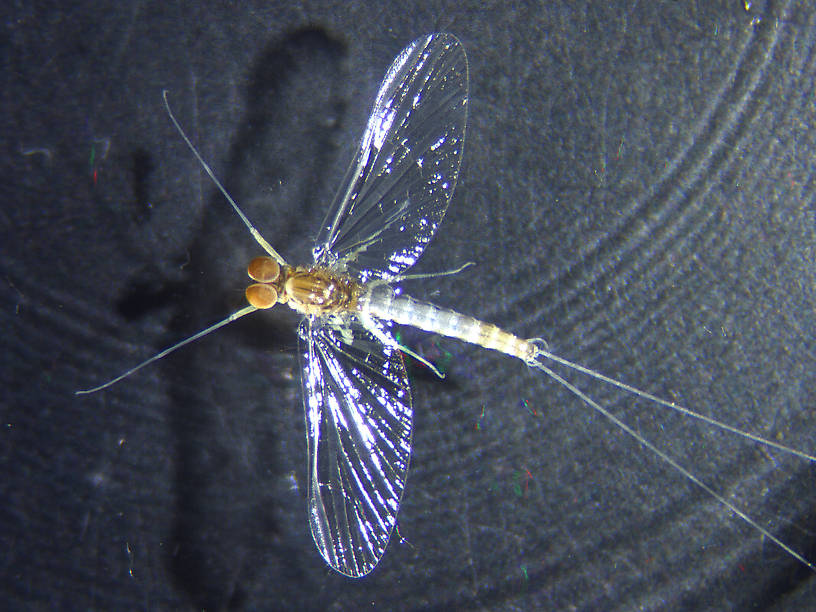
[
  {"xmin": 313, "ymin": 33, "xmax": 468, "ymax": 283},
  {"xmin": 298, "ymin": 316, "xmax": 413, "ymax": 577}
]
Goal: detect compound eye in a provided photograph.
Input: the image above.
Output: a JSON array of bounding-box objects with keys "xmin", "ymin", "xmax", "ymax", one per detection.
[
  {"xmin": 248, "ymin": 256, "xmax": 280, "ymax": 283},
  {"xmin": 245, "ymin": 283, "xmax": 278, "ymax": 309}
]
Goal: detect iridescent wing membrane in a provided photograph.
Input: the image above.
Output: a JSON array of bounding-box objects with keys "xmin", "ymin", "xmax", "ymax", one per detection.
[
  {"xmin": 299, "ymin": 317, "xmax": 413, "ymax": 577},
  {"xmin": 299, "ymin": 34, "xmax": 468, "ymax": 576},
  {"xmin": 313, "ymin": 33, "xmax": 468, "ymax": 283}
]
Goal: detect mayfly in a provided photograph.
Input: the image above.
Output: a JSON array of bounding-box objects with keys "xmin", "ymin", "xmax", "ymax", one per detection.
[{"xmin": 78, "ymin": 33, "xmax": 815, "ymax": 577}]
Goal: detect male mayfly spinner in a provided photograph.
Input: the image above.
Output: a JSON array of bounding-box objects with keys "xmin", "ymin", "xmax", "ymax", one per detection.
[{"xmin": 79, "ymin": 33, "xmax": 815, "ymax": 578}]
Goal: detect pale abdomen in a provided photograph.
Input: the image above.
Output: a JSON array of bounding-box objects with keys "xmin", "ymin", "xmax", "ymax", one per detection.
[{"xmin": 358, "ymin": 286, "xmax": 533, "ymax": 362}]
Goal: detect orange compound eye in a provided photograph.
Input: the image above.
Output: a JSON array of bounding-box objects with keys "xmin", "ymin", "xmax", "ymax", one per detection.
[
  {"xmin": 246, "ymin": 283, "xmax": 278, "ymax": 309},
  {"xmin": 248, "ymin": 256, "xmax": 281, "ymax": 283}
]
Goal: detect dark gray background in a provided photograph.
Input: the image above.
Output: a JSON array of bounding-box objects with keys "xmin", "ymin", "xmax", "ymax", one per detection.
[{"xmin": 3, "ymin": 1, "xmax": 815, "ymax": 609}]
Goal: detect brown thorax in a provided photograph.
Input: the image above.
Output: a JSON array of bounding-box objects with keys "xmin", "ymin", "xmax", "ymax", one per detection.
[{"xmin": 245, "ymin": 256, "xmax": 359, "ymax": 316}]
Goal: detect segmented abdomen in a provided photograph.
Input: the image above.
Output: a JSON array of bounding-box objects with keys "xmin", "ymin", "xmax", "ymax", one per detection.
[{"xmin": 359, "ymin": 286, "xmax": 532, "ymax": 361}]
